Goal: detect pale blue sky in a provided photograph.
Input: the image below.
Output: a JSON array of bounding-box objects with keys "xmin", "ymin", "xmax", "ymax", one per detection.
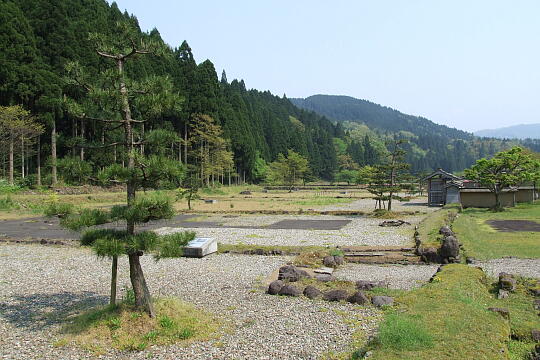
[{"xmin": 110, "ymin": 0, "xmax": 540, "ymax": 132}]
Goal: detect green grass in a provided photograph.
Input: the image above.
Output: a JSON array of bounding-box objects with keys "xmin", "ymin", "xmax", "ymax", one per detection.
[
  {"xmin": 58, "ymin": 298, "xmax": 221, "ymax": 354},
  {"xmin": 376, "ymin": 314, "xmax": 434, "ymax": 351},
  {"xmin": 362, "ymin": 265, "xmax": 511, "ymax": 360},
  {"xmin": 453, "ymin": 202, "xmax": 540, "ymax": 259},
  {"xmin": 416, "ymin": 204, "xmax": 460, "ymax": 247}
]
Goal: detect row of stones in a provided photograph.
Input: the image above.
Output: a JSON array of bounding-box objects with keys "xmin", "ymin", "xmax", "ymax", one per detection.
[
  {"xmin": 267, "ymin": 265, "xmax": 394, "ymax": 307},
  {"xmin": 416, "ymin": 225, "xmax": 461, "ymax": 264}
]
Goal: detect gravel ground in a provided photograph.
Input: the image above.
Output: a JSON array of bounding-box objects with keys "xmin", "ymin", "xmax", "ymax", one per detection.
[
  {"xmin": 472, "ymin": 258, "xmax": 540, "ymax": 279},
  {"xmin": 333, "ymin": 264, "xmax": 439, "ymax": 290},
  {"xmin": 0, "ymin": 244, "xmax": 383, "ymax": 360},
  {"xmin": 156, "ymin": 214, "xmax": 425, "ymax": 247}
]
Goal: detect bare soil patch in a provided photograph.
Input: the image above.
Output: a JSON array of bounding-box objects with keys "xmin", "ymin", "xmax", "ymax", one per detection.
[{"xmin": 486, "ymin": 219, "xmax": 540, "ymax": 232}]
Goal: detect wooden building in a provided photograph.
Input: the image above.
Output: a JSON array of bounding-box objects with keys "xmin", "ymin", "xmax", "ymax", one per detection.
[
  {"xmin": 424, "ymin": 168, "xmax": 538, "ymax": 207},
  {"xmin": 424, "ymin": 169, "xmax": 462, "ymax": 206}
]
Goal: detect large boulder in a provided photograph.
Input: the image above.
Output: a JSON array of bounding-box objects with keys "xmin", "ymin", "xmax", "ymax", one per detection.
[
  {"xmin": 371, "ymin": 296, "xmax": 394, "ymax": 307},
  {"xmin": 323, "ymin": 289, "xmax": 349, "ymax": 302},
  {"xmin": 303, "ymin": 285, "xmax": 323, "ymax": 299},
  {"xmin": 439, "ymin": 225, "xmax": 454, "ymax": 237},
  {"xmin": 278, "ymin": 284, "xmax": 301, "ymax": 297},
  {"xmin": 356, "ymin": 280, "xmax": 387, "ymax": 291},
  {"xmin": 323, "ymin": 256, "xmax": 337, "ymax": 268},
  {"xmin": 278, "ymin": 265, "xmax": 310, "ymax": 282},
  {"xmin": 499, "ymin": 272, "xmax": 517, "ymax": 292},
  {"xmin": 439, "ymin": 236, "xmax": 460, "ymax": 260},
  {"xmin": 267, "ymin": 280, "xmax": 284, "ymax": 295},
  {"xmin": 348, "ymin": 291, "xmax": 369, "ymax": 305},
  {"xmin": 334, "ymin": 256, "xmax": 345, "ymax": 266}
]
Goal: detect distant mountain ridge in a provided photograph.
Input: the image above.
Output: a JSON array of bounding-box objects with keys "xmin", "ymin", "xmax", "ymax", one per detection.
[
  {"xmin": 290, "ymin": 95, "xmax": 472, "ymax": 140},
  {"xmin": 475, "ymin": 124, "xmax": 540, "ymax": 139},
  {"xmin": 290, "ymin": 94, "xmax": 521, "ymax": 172}
]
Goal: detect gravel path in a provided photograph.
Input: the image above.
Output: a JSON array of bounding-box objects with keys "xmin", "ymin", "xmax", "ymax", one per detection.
[
  {"xmin": 333, "ymin": 264, "xmax": 439, "ymax": 290},
  {"xmin": 157, "ymin": 214, "xmax": 424, "ymax": 248},
  {"xmin": 0, "ymin": 244, "xmax": 383, "ymax": 360},
  {"xmin": 473, "ymin": 258, "xmax": 540, "ymax": 279}
]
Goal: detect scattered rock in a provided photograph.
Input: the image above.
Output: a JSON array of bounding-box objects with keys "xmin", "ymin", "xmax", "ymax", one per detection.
[
  {"xmin": 267, "ymin": 280, "xmax": 284, "ymax": 295},
  {"xmin": 239, "ymin": 191, "xmax": 252, "ymax": 195},
  {"xmin": 278, "ymin": 284, "xmax": 301, "ymax": 297},
  {"xmin": 315, "ymin": 274, "xmax": 336, "ymax": 282},
  {"xmin": 323, "ymin": 256, "xmax": 337, "ymax": 268},
  {"xmin": 439, "ymin": 236, "xmax": 460, "ymax": 260},
  {"xmin": 303, "ymin": 285, "xmax": 323, "ymax": 299},
  {"xmin": 532, "ymin": 329, "xmax": 540, "ymax": 342},
  {"xmin": 348, "ymin": 291, "xmax": 369, "ymax": 305},
  {"xmin": 323, "ymin": 289, "xmax": 349, "ymax": 302},
  {"xmin": 278, "ymin": 265, "xmax": 310, "ymax": 282},
  {"xmin": 371, "ymin": 296, "xmax": 394, "ymax": 307},
  {"xmin": 379, "ymin": 220, "xmax": 411, "ymax": 227},
  {"xmin": 356, "ymin": 280, "xmax": 387, "ymax": 291},
  {"xmin": 498, "ymin": 272, "xmax": 517, "ymax": 292},
  {"xmin": 465, "ymin": 257, "xmax": 477, "ymax": 264},
  {"xmin": 534, "ymin": 299, "xmax": 540, "ymax": 311},
  {"xmin": 497, "ymin": 289, "xmax": 509, "ymax": 299},
  {"xmin": 488, "ymin": 307, "xmax": 510, "ymax": 320},
  {"xmin": 334, "ymin": 256, "xmax": 345, "ymax": 266},
  {"xmin": 439, "ymin": 225, "xmax": 454, "ymax": 237}
]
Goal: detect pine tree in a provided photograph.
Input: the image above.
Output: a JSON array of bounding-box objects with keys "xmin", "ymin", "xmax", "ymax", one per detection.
[{"xmin": 63, "ymin": 21, "xmax": 191, "ymax": 317}]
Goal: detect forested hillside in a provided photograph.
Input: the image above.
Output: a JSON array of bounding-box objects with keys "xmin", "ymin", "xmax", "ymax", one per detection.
[
  {"xmin": 0, "ymin": 0, "xmax": 339, "ymax": 184},
  {"xmin": 291, "ymin": 95, "xmax": 540, "ymax": 172}
]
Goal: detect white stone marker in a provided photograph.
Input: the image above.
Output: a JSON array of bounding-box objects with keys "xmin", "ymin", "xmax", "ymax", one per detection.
[{"xmin": 183, "ymin": 237, "xmax": 217, "ymax": 258}]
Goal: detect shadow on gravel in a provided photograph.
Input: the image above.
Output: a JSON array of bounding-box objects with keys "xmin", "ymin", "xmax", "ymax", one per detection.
[{"xmin": 0, "ymin": 291, "xmax": 107, "ymax": 331}]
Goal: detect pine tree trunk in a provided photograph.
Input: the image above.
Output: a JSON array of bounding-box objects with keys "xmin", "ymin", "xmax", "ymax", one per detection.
[
  {"xmin": 119, "ymin": 57, "xmax": 154, "ymax": 317},
  {"xmin": 110, "ymin": 255, "xmax": 118, "ymax": 306},
  {"xmin": 9, "ymin": 136, "xmax": 14, "ymax": 185},
  {"xmin": 128, "ymin": 253, "xmax": 154, "ymax": 316},
  {"xmin": 51, "ymin": 121, "xmax": 58, "ymax": 186}
]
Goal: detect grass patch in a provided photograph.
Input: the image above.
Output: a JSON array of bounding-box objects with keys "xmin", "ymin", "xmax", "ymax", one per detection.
[
  {"xmin": 376, "ymin": 313, "xmax": 434, "ymax": 351},
  {"xmin": 292, "ymin": 197, "xmax": 354, "ymax": 206},
  {"xmin": 361, "ymin": 265, "xmax": 511, "ymax": 360},
  {"xmin": 218, "ymin": 243, "xmax": 329, "ymax": 256},
  {"xmin": 453, "ymin": 202, "xmax": 540, "ymax": 259},
  {"xmin": 59, "ymin": 298, "xmax": 221, "ymax": 354},
  {"xmin": 416, "ymin": 204, "xmax": 460, "ymax": 247}
]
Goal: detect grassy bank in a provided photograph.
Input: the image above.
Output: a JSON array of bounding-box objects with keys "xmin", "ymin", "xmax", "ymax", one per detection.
[
  {"xmin": 453, "ymin": 202, "xmax": 540, "ymax": 260},
  {"xmin": 358, "ymin": 264, "xmax": 539, "ymax": 360},
  {"xmin": 416, "ymin": 204, "xmax": 460, "ymax": 247},
  {"xmin": 57, "ymin": 298, "xmax": 221, "ymax": 354}
]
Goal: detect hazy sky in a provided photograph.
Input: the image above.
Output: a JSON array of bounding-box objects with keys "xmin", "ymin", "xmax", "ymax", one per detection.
[{"xmin": 109, "ymin": 0, "xmax": 540, "ymax": 132}]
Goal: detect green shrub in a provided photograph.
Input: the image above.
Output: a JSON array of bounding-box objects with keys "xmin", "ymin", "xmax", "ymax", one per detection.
[
  {"xmin": 0, "ymin": 195, "xmax": 17, "ymax": 210},
  {"xmin": 0, "ymin": 179, "xmax": 22, "ymax": 194},
  {"xmin": 43, "ymin": 202, "xmax": 75, "ymax": 218},
  {"xmin": 57, "ymin": 157, "xmax": 93, "ymax": 185}
]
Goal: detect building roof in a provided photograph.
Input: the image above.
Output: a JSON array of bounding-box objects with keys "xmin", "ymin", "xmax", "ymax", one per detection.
[{"xmin": 423, "ymin": 168, "xmax": 462, "ymax": 181}]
